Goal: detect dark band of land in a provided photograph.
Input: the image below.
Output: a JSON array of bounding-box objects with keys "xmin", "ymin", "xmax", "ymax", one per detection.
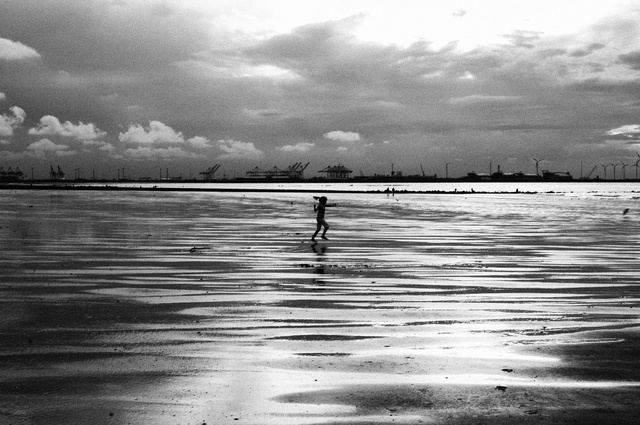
[{"xmin": 0, "ymin": 181, "xmax": 540, "ymax": 194}]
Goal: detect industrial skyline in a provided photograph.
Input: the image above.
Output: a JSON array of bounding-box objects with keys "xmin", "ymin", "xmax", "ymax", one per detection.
[
  {"xmin": 2, "ymin": 1, "xmax": 640, "ymax": 179},
  {"xmin": 5, "ymin": 156, "xmax": 640, "ymax": 182}
]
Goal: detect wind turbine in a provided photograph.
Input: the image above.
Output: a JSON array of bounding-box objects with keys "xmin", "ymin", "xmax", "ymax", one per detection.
[
  {"xmin": 610, "ymin": 163, "xmax": 619, "ymax": 180},
  {"xmin": 532, "ymin": 158, "xmax": 544, "ymax": 176},
  {"xmin": 621, "ymin": 162, "xmax": 629, "ymax": 180},
  {"xmin": 602, "ymin": 164, "xmax": 610, "ymax": 180}
]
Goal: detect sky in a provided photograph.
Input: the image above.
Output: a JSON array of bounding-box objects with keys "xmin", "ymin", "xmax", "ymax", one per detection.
[{"xmin": 2, "ymin": 0, "xmax": 640, "ymax": 180}]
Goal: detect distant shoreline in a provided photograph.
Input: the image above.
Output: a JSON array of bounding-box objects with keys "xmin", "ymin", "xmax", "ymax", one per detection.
[
  {"xmin": 0, "ymin": 182, "xmax": 539, "ymax": 195},
  {"xmin": 3, "ymin": 179, "xmax": 638, "ymax": 195}
]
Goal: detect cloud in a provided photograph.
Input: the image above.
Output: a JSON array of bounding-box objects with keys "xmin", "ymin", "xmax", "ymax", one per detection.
[
  {"xmin": 323, "ymin": 131, "xmax": 361, "ymax": 143},
  {"xmin": 0, "ymin": 1, "xmax": 210, "ymax": 72},
  {"xmin": 277, "ymin": 142, "xmax": 315, "ymax": 152},
  {"xmin": 570, "ymin": 43, "xmax": 606, "ymax": 57},
  {"xmin": 449, "ymin": 95, "xmax": 521, "ymax": 105},
  {"xmin": 26, "ymin": 138, "xmax": 75, "ymax": 158},
  {"xmin": 243, "ymin": 108, "xmax": 284, "ymax": 119},
  {"xmin": 607, "ymin": 124, "xmax": 640, "ymax": 135},
  {"xmin": 248, "ymin": 17, "xmax": 360, "ymax": 65},
  {"xmin": 501, "ymin": 30, "xmax": 542, "ymax": 48},
  {"xmin": 606, "ymin": 124, "xmax": 640, "ymax": 140},
  {"xmin": 82, "ymin": 139, "xmax": 115, "ymax": 152},
  {"xmin": 119, "ymin": 121, "xmax": 185, "ymax": 145},
  {"xmin": 0, "ymin": 106, "xmax": 26, "ymax": 136},
  {"xmin": 0, "ymin": 150, "xmax": 25, "ymax": 160},
  {"xmin": 0, "ymin": 37, "xmax": 40, "ymax": 60},
  {"xmin": 29, "ymin": 115, "xmax": 106, "ymax": 141},
  {"xmin": 217, "ymin": 139, "xmax": 265, "ymax": 160},
  {"xmin": 99, "ymin": 143, "xmax": 115, "ymax": 152},
  {"xmin": 245, "ymin": 16, "xmax": 420, "ymax": 94},
  {"xmin": 452, "ymin": 9, "xmax": 466, "ymax": 18},
  {"xmin": 0, "ymin": 92, "xmax": 5, "ymax": 102},
  {"xmin": 10, "ymin": 106, "xmax": 25, "ymax": 123},
  {"xmin": 118, "ymin": 121, "xmax": 214, "ymax": 162},
  {"xmin": 123, "ymin": 146, "xmax": 202, "ymax": 160},
  {"xmin": 458, "ymin": 71, "xmax": 476, "ymax": 81},
  {"xmin": 188, "ymin": 136, "xmax": 213, "ymax": 149},
  {"xmin": 2, "ymin": 2, "xmax": 640, "ymax": 177},
  {"xmin": 618, "ymin": 50, "xmax": 640, "ymax": 70}
]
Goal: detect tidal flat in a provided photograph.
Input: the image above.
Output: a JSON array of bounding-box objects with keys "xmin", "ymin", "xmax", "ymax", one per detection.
[{"xmin": 1, "ymin": 188, "xmax": 640, "ymax": 424}]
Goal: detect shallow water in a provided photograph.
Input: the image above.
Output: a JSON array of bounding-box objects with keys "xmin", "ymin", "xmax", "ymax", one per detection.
[{"xmin": 1, "ymin": 189, "xmax": 640, "ymax": 424}]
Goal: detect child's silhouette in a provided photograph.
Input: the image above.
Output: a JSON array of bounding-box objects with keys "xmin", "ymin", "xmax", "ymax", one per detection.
[{"xmin": 312, "ymin": 196, "xmax": 336, "ymax": 241}]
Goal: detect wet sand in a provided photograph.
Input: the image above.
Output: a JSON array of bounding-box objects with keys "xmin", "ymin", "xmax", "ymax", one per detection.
[{"xmin": 1, "ymin": 189, "xmax": 640, "ymax": 424}]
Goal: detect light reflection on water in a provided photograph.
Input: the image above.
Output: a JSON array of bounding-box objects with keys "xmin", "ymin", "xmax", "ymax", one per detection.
[{"xmin": 1, "ymin": 186, "xmax": 640, "ymax": 423}]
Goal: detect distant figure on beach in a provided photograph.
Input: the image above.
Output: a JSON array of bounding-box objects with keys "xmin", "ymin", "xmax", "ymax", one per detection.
[{"xmin": 312, "ymin": 196, "xmax": 336, "ymax": 241}]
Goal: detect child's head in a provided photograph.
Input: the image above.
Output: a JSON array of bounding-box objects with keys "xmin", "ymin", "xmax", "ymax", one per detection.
[{"xmin": 319, "ymin": 196, "xmax": 327, "ymax": 204}]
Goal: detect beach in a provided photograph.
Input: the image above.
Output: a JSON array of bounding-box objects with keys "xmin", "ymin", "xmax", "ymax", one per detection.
[{"xmin": 1, "ymin": 187, "xmax": 640, "ymax": 424}]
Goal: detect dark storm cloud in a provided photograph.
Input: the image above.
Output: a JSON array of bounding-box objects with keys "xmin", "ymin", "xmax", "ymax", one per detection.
[
  {"xmin": 231, "ymin": 14, "xmax": 637, "ymax": 163},
  {"xmin": 240, "ymin": 19, "xmax": 517, "ymax": 147},
  {"xmin": 244, "ymin": 17, "xmax": 444, "ymax": 93},
  {"xmin": 570, "ymin": 43, "xmax": 606, "ymax": 57},
  {"xmin": 0, "ymin": 0, "xmax": 217, "ymax": 157},
  {"xmin": 568, "ymin": 77, "xmax": 640, "ymax": 97},
  {"xmin": 0, "ymin": 2, "xmax": 192, "ymax": 133},
  {"xmin": 0, "ymin": 0, "xmax": 212, "ymax": 72},
  {"xmin": 537, "ymin": 48, "xmax": 569, "ymax": 58},
  {"xmin": 618, "ymin": 50, "xmax": 640, "ymax": 70}
]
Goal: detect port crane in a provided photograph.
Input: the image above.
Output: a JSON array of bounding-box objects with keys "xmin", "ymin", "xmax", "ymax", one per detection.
[
  {"xmin": 286, "ymin": 162, "xmax": 310, "ymax": 179},
  {"xmin": 50, "ymin": 165, "xmax": 65, "ymax": 180},
  {"xmin": 584, "ymin": 166, "xmax": 598, "ymax": 180},
  {"xmin": 200, "ymin": 164, "xmax": 221, "ymax": 181},
  {"xmin": 245, "ymin": 162, "xmax": 310, "ymax": 179}
]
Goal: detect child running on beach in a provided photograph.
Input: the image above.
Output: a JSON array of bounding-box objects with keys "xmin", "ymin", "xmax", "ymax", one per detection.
[{"xmin": 312, "ymin": 196, "xmax": 336, "ymax": 241}]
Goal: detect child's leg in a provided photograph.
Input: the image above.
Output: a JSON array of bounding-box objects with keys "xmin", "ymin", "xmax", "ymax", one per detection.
[
  {"xmin": 321, "ymin": 220, "xmax": 329, "ymax": 238},
  {"xmin": 312, "ymin": 221, "xmax": 321, "ymax": 239}
]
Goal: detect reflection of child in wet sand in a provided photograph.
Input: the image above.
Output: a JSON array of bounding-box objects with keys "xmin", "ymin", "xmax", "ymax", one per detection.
[{"xmin": 312, "ymin": 196, "xmax": 336, "ymax": 241}]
